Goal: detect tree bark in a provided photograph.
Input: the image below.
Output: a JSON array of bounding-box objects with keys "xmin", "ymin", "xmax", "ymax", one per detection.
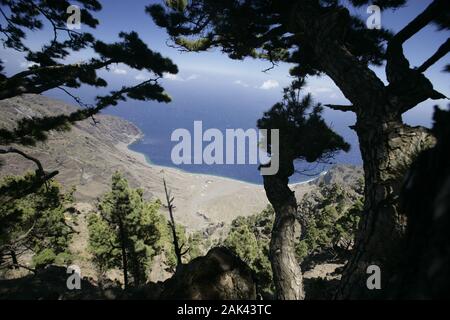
[
  {"xmin": 118, "ymin": 218, "xmax": 129, "ymax": 290},
  {"xmin": 10, "ymin": 250, "xmax": 19, "ymax": 269},
  {"xmin": 298, "ymin": 11, "xmax": 436, "ymax": 297},
  {"xmin": 336, "ymin": 117, "xmax": 434, "ymax": 298},
  {"xmin": 263, "ymin": 174, "xmax": 304, "ymax": 300}
]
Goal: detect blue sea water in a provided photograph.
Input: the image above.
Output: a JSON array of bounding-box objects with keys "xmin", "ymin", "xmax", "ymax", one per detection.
[
  {"xmin": 125, "ymin": 108, "xmax": 362, "ymax": 185},
  {"xmin": 45, "ymin": 72, "xmax": 443, "ymax": 185},
  {"xmin": 45, "ymin": 77, "xmax": 366, "ymax": 185},
  {"xmin": 107, "ymin": 81, "xmax": 362, "ymax": 185}
]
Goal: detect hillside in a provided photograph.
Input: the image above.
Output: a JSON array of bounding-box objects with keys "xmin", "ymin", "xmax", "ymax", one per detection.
[
  {"xmin": 1, "ymin": 94, "xmax": 358, "ymax": 230},
  {"xmin": 0, "ymin": 94, "xmax": 273, "ymax": 230},
  {"xmin": 0, "ymin": 94, "xmax": 364, "ymax": 284}
]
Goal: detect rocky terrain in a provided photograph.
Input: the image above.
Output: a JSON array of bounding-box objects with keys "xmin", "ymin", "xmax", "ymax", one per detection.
[
  {"xmin": 0, "ymin": 94, "xmax": 273, "ymax": 230},
  {"xmin": 0, "ymin": 94, "xmax": 363, "ymax": 287}
]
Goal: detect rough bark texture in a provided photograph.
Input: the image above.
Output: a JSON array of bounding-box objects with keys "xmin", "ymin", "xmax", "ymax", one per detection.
[
  {"xmin": 396, "ymin": 109, "xmax": 450, "ymax": 298},
  {"xmin": 292, "ymin": 8, "xmax": 438, "ymax": 298},
  {"xmin": 118, "ymin": 218, "xmax": 129, "ymax": 290},
  {"xmin": 337, "ymin": 119, "xmax": 434, "ymax": 298},
  {"xmin": 263, "ymin": 174, "xmax": 304, "ymax": 300}
]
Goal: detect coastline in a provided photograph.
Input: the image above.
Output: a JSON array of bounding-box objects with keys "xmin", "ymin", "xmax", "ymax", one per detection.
[
  {"xmin": 114, "ymin": 136, "xmax": 321, "ymax": 231},
  {"xmin": 118, "ymin": 133, "xmax": 320, "ymax": 188}
]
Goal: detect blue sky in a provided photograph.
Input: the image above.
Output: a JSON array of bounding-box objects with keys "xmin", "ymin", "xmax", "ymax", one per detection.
[
  {"xmin": 0, "ymin": 0, "xmax": 448, "ymax": 170},
  {"xmin": 0, "ymin": 0, "xmax": 450, "ymax": 180},
  {"xmin": 2, "ymin": 0, "xmax": 447, "ymax": 118},
  {"xmin": 1, "ymin": 0, "xmax": 448, "ymax": 106}
]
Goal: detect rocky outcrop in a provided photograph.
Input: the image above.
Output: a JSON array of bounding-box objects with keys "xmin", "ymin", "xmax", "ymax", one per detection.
[
  {"xmin": 160, "ymin": 247, "xmax": 257, "ymax": 300},
  {"xmin": 311, "ymin": 164, "xmax": 364, "ymax": 187},
  {"xmin": 0, "ymin": 94, "xmax": 144, "ymax": 201},
  {"xmin": 0, "ymin": 247, "xmax": 257, "ymax": 300},
  {"xmin": 0, "ymin": 266, "xmax": 104, "ymax": 300}
]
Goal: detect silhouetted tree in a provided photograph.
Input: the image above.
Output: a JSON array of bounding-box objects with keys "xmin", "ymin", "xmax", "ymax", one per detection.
[
  {"xmin": 0, "ymin": 0, "xmax": 178, "ymax": 189},
  {"xmin": 257, "ymin": 82, "xmax": 349, "ymax": 299},
  {"xmin": 149, "ymin": 0, "xmax": 449, "ymax": 299},
  {"xmin": 398, "ymin": 106, "xmax": 450, "ymax": 298},
  {"xmin": 163, "ymin": 178, "xmax": 190, "ymax": 270}
]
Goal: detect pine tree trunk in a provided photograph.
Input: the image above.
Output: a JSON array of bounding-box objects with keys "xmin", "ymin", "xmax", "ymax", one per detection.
[
  {"xmin": 307, "ymin": 28, "xmax": 435, "ymax": 298},
  {"xmin": 118, "ymin": 218, "xmax": 129, "ymax": 290},
  {"xmin": 263, "ymin": 174, "xmax": 304, "ymax": 300},
  {"xmin": 10, "ymin": 250, "xmax": 19, "ymax": 269},
  {"xmin": 129, "ymin": 251, "xmax": 142, "ymax": 287},
  {"xmin": 336, "ymin": 117, "xmax": 433, "ymax": 298}
]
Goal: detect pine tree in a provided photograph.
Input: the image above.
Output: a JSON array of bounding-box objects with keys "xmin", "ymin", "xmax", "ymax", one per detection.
[
  {"xmin": 88, "ymin": 173, "xmax": 165, "ymax": 288},
  {"xmin": 149, "ymin": 0, "xmax": 449, "ymax": 299},
  {"xmin": 224, "ymin": 206, "xmax": 275, "ymax": 297},
  {"xmin": 257, "ymin": 83, "xmax": 349, "ymax": 299},
  {"xmin": 0, "ymin": 173, "xmax": 75, "ymax": 272},
  {"xmin": 0, "ymin": 1, "xmax": 178, "ymax": 190}
]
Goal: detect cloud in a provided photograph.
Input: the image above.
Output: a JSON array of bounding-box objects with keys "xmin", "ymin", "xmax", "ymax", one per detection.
[
  {"xmin": 113, "ymin": 67, "xmax": 127, "ymax": 75},
  {"xmin": 260, "ymin": 79, "xmax": 279, "ymax": 90},
  {"xmin": 305, "ymin": 86, "xmax": 333, "ymax": 94},
  {"xmin": 186, "ymin": 74, "xmax": 199, "ymax": 81},
  {"xmin": 234, "ymin": 80, "xmax": 250, "ymax": 88},
  {"xmin": 135, "ymin": 73, "xmax": 148, "ymax": 81},
  {"xmin": 163, "ymin": 73, "xmax": 199, "ymax": 81},
  {"xmin": 164, "ymin": 73, "xmax": 180, "ymax": 81},
  {"xmin": 20, "ymin": 61, "xmax": 39, "ymax": 69}
]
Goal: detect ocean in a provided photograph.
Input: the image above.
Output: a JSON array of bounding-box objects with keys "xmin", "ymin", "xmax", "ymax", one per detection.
[
  {"xmin": 45, "ymin": 72, "xmax": 441, "ymax": 185},
  {"xmin": 104, "ymin": 81, "xmax": 363, "ymax": 185}
]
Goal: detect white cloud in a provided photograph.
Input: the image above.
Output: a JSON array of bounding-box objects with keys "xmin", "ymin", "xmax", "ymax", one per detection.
[
  {"xmin": 234, "ymin": 80, "xmax": 250, "ymax": 88},
  {"xmin": 135, "ymin": 73, "xmax": 148, "ymax": 81},
  {"xmin": 186, "ymin": 74, "xmax": 199, "ymax": 81},
  {"xmin": 20, "ymin": 61, "xmax": 39, "ymax": 69},
  {"xmin": 163, "ymin": 73, "xmax": 199, "ymax": 81},
  {"xmin": 164, "ymin": 73, "xmax": 180, "ymax": 81},
  {"xmin": 260, "ymin": 79, "xmax": 279, "ymax": 90},
  {"xmin": 113, "ymin": 67, "xmax": 127, "ymax": 75}
]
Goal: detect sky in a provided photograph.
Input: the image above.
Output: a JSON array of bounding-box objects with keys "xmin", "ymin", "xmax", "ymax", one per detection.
[
  {"xmin": 1, "ymin": 0, "xmax": 448, "ymax": 117},
  {"xmin": 0, "ymin": 0, "xmax": 449, "ymax": 179}
]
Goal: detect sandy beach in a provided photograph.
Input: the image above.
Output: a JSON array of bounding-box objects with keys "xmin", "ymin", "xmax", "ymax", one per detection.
[
  {"xmin": 114, "ymin": 133, "xmax": 317, "ymax": 232},
  {"xmin": 0, "ymin": 94, "xmax": 315, "ymax": 232}
]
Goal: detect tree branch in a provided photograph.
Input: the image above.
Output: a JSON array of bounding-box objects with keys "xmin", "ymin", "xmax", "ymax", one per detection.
[
  {"xmin": 0, "ymin": 59, "xmax": 115, "ymax": 101},
  {"xmin": 385, "ymin": 0, "xmax": 449, "ymax": 113},
  {"xmin": 0, "ymin": 77, "xmax": 161, "ymax": 145},
  {"xmin": 163, "ymin": 178, "xmax": 184, "ymax": 269},
  {"xmin": 0, "ymin": 147, "xmax": 59, "ymax": 192},
  {"xmin": 324, "ymin": 104, "xmax": 354, "ymax": 112},
  {"xmin": 0, "ymin": 147, "xmax": 45, "ymax": 174},
  {"xmin": 390, "ymin": 0, "xmax": 446, "ymax": 46},
  {"xmin": 386, "ymin": 0, "xmax": 447, "ymax": 83},
  {"xmin": 417, "ymin": 38, "xmax": 450, "ymax": 73}
]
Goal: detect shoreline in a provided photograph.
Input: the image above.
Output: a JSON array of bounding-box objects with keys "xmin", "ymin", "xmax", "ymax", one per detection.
[{"xmin": 117, "ymin": 133, "xmax": 321, "ymax": 188}]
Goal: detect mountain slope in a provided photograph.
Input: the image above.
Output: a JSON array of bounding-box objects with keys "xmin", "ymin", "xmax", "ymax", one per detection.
[{"xmin": 0, "ymin": 94, "xmax": 271, "ymax": 231}]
